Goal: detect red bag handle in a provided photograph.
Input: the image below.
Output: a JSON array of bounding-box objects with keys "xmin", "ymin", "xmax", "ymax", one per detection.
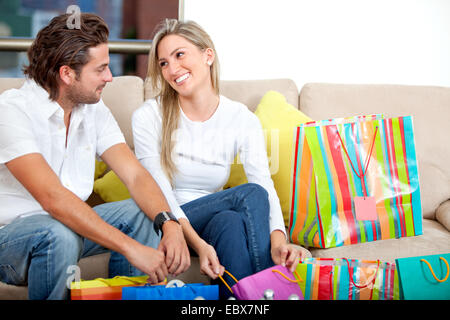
[
  {"xmin": 336, "ymin": 126, "xmax": 378, "ymax": 197},
  {"xmin": 329, "ymin": 259, "xmax": 381, "ymax": 300}
]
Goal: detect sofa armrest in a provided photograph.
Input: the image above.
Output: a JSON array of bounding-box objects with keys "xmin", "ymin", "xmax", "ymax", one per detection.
[{"xmin": 436, "ymin": 199, "xmax": 450, "ymax": 231}]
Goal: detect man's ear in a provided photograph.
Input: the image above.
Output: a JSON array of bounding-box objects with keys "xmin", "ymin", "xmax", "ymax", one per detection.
[{"xmin": 59, "ymin": 65, "xmax": 76, "ymax": 86}]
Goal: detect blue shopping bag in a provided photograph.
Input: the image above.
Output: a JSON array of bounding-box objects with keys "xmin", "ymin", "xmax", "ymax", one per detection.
[
  {"xmin": 395, "ymin": 253, "xmax": 450, "ymax": 300},
  {"xmin": 122, "ymin": 280, "xmax": 219, "ymax": 300}
]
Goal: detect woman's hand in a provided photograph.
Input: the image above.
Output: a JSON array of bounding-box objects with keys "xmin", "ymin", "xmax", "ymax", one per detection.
[
  {"xmin": 198, "ymin": 242, "xmax": 225, "ymax": 279},
  {"xmin": 271, "ymin": 230, "xmax": 306, "ymax": 272},
  {"xmin": 177, "ymin": 218, "xmax": 225, "ymax": 280}
]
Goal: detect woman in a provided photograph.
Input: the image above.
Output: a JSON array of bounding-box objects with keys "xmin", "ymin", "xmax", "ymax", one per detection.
[{"xmin": 132, "ymin": 19, "xmax": 307, "ymax": 298}]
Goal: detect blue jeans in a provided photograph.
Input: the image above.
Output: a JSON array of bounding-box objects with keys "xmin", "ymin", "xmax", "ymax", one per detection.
[
  {"xmin": 181, "ymin": 183, "xmax": 274, "ymax": 299},
  {"xmin": 0, "ymin": 199, "xmax": 160, "ymax": 300}
]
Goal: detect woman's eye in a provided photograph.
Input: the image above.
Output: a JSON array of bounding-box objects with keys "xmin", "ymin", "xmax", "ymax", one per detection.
[
  {"xmin": 159, "ymin": 61, "xmax": 167, "ymax": 68},
  {"xmin": 176, "ymin": 51, "xmax": 184, "ymax": 58}
]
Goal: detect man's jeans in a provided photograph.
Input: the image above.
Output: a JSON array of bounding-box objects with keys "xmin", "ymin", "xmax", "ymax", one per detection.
[
  {"xmin": 0, "ymin": 199, "xmax": 160, "ymax": 300},
  {"xmin": 181, "ymin": 183, "xmax": 274, "ymax": 298}
]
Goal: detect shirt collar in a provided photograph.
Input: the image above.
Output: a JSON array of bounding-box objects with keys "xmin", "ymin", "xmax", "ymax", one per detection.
[{"xmin": 24, "ymin": 79, "xmax": 88, "ymax": 120}]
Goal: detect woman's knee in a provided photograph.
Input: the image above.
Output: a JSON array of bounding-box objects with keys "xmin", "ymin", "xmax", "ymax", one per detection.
[
  {"xmin": 204, "ymin": 211, "xmax": 246, "ymax": 240},
  {"xmin": 241, "ymin": 183, "xmax": 269, "ymax": 204}
]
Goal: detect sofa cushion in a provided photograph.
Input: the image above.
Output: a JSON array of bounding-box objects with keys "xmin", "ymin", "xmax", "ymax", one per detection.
[
  {"xmin": 93, "ymin": 170, "xmax": 131, "ymax": 203},
  {"xmin": 224, "ymin": 90, "xmax": 312, "ymax": 226},
  {"xmin": 436, "ymin": 199, "xmax": 450, "ymax": 231},
  {"xmin": 101, "ymin": 76, "xmax": 144, "ymax": 149},
  {"xmin": 299, "ymin": 83, "xmax": 450, "ymax": 220},
  {"xmin": 0, "ymin": 78, "xmax": 25, "ymax": 93}
]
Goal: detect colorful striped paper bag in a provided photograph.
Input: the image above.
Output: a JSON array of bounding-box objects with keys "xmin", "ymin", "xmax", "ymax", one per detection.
[
  {"xmin": 295, "ymin": 258, "xmax": 400, "ymax": 300},
  {"xmin": 70, "ymin": 275, "xmax": 165, "ymax": 300},
  {"xmin": 289, "ymin": 115, "xmax": 422, "ymax": 248}
]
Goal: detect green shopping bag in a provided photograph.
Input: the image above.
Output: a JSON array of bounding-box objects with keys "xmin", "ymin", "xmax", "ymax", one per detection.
[{"xmin": 395, "ymin": 253, "xmax": 450, "ymax": 300}]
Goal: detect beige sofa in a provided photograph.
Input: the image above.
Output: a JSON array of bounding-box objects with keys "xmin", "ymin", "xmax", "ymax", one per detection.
[{"xmin": 0, "ymin": 76, "xmax": 449, "ymax": 299}]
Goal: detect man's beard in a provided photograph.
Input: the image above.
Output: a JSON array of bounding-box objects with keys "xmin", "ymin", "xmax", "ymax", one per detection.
[{"xmin": 66, "ymin": 82, "xmax": 104, "ymax": 106}]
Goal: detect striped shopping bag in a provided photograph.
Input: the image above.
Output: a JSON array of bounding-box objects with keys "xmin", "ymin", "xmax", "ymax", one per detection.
[
  {"xmin": 295, "ymin": 258, "xmax": 400, "ymax": 300},
  {"xmin": 289, "ymin": 115, "xmax": 422, "ymax": 248}
]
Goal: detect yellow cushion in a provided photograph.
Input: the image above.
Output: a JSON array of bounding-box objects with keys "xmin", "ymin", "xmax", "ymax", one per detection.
[
  {"xmin": 94, "ymin": 160, "xmax": 108, "ymax": 180},
  {"xmin": 93, "ymin": 170, "xmax": 131, "ymax": 202},
  {"xmin": 224, "ymin": 90, "xmax": 312, "ymax": 226}
]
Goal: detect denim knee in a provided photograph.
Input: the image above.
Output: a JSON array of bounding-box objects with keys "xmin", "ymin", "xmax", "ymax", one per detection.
[
  {"xmin": 40, "ymin": 220, "xmax": 83, "ymax": 264},
  {"xmin": 243, "ymin": 183, "xmax": 269, "ymax": 202},
  {"xmin": 204, "ymin": 211, "xmax": 246, "ymax": 244}
]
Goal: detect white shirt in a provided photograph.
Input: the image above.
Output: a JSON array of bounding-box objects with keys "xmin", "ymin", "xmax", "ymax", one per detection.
[
  {"xmin": 132, "ymin": 95, "xmax": 285, "ymax": 235},
  {"xmin": 0, "ymin": 79, "xmax": 125, "ymax": 226}
]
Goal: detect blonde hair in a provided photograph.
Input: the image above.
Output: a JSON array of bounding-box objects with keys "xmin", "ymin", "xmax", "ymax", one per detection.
[{"xmin": 146, "ymin": 19, "xmax": 220, "ymax": 184}]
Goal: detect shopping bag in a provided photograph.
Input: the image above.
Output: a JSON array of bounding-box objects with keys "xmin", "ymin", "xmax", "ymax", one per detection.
[
  {"xmin": 295, "ymin": 257, "xmax": 400, "ymax": 300},
  {"xmin": 218, "ymin": 265, "xmax": 304, "ymax": 300},
  {"xmin": 395, "ymin": 253, "xmax": 450, "ymax": 300},
  {"xmin": 289, "ymin": 114, "xmax": 422, "ymax": 248},
  {"xmin": 122, "ymin": 279, "xmax": 219, "ymax": 300},
  {"xmin": 70, "ymin": 275, "xmax": 160, "ymax": 300}
]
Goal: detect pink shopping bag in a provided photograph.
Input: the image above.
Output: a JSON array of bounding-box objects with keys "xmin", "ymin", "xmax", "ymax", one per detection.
[{"xmin": 219, "ymin": 265, "xmax": 304, "ymax": 300}]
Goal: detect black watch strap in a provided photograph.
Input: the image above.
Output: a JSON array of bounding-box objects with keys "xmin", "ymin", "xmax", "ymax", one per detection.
[{"xmin": 153, "ymin": 211, "xmax": 179, "ymax": 235}]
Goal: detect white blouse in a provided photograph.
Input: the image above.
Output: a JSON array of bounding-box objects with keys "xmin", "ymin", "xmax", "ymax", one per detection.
[{"xmin": 132, "ymin": 95, "xmax": 285, "ymax": 235}]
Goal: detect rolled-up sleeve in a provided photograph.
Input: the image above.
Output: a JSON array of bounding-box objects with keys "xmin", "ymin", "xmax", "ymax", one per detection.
[{"xmin": 0, "ymin": 100, "xmax": 40, "ymax": 164}]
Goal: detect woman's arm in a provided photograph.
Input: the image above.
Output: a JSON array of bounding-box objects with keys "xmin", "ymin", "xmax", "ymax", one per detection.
[
  {"xmin": 239, "ymin": 111, "xmax": 305, "ymax": 271},
  {"xmin": 178, "ymin": 218, "xmax": 225, "ymax": 279}
]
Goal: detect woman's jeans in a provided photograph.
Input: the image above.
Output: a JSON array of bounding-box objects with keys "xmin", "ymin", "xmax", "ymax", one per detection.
[
  {"xmin": 181, "ymin": 183, "xmax": 274, "ymax": 298},
  {"xmin": 0, "ymin": 199, "xmax": 160, "ymax": 300}
]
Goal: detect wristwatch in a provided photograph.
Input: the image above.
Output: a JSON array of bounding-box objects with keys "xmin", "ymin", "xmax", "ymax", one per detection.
[{"xmin": 153, "ymin": 211, "xmax": 179, "ymax": 235}]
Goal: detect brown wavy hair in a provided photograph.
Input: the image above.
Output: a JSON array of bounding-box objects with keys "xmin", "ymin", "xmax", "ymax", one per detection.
[{"xmin": 23, "ymin": 13, "xmax": 109, "ymax": 100}]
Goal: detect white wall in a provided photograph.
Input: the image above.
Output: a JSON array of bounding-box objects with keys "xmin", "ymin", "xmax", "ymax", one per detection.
[{"xmin": 183, "ymin": 0, "xmax": 450, "ymax": 90}]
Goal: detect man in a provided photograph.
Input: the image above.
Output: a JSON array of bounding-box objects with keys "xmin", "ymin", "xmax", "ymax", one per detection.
[{"xmin": 0, "ymin": 13, "xmax": 190, "ymax": 300}]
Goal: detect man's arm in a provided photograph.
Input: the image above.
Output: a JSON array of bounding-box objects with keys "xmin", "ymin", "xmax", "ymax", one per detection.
[
  {"xmin": 5, "ymin": 152, "xmax": 168, "ymax": 283},
  {"xmin": 100, "ymin": 143, "xmax": 190, "ymax": 276}
]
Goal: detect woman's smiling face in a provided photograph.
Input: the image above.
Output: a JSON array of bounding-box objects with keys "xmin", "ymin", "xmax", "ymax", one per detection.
[{"xmin": 157, "ymin": 34, "xmax": 214, "ymax": 98}]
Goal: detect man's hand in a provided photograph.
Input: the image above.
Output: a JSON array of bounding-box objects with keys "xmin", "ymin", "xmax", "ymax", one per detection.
[
  {"xmin": 100, "ymin": 144, "xmax": 191, "ymax": 276},
  {"xmin": 158, "ymin": 221, "xmax": 191, "ymax": 276},
  {"xmin": 125, "ymin": 241, "xmax": 169, "ymax": 284}
]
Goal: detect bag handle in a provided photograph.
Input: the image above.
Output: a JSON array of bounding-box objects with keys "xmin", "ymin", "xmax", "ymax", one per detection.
[
  {"xmin": 420, "ymin": 257, "xmax": 449, "ymax": 283},
  {"xmin": 218, "ymin": 270, "xmax": 239, "ymax": 294},
  {"xmin": 218, "ymin": 268, "xmax": 303, "ymax": 295},
  {"xmin": 271, "ymin": 269, "xmax": 303, "ymax": 283},
  {"xmin": 336, "ymin": 126, "xmax": 378, "ymax": 198},
  {"xmin": 343, "ymin": 258, "xmax": 381, "ymax": 289},
  {"xmin": 329, "ymin": 259, "xmax": 381, "ymax": 300}
]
